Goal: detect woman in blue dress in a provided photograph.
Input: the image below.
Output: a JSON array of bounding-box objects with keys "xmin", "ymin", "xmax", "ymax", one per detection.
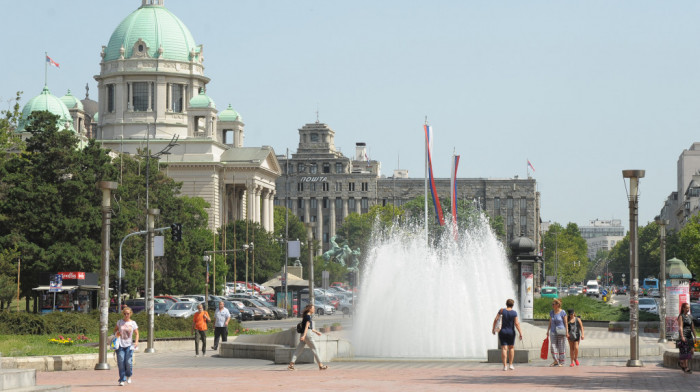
[{"xmin": 492, "ymin": 298, "xmax": 524, "ymax": 371}]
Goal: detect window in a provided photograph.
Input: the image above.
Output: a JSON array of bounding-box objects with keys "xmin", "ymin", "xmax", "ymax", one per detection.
[
  {"xmin": 507, "ymin": 215, "xmax": 514, "ymax": 226},
  {"xmin": 298, "ymin": 199, "xmax": 304, "ymax": 208},
  {"xmin": 323, "ymin": 198, "xmax": 329, "ymax": 208},
  {"xmin": 348, "ymin": 198, "xmax": 356, "ymax": 210},
  {"xmin": 494, "ymin": 197, "xmax": 500, "ymax": 210},
  {"xmin": 323, "ymin": 163, "xmax": 330, "ymax": 173},
  {"xmin": 506, "ymin": 198, "xmax": 513, "ymax": 210},
  {"xmin": 297, "ymin": 163, "xmax": 305, "ymax": 173},
  {"xmin": 297, "ymin": 183, "xmax": 304, "ymax": 192},
  {"xmin": 310, "ymin": 164, "xmax": 318, "ymax": 174},
  {"xmin": 520, "ymin": 215, "xmax": 527, "ymax": 228},
  {"xmin": 361, "ymin": 198, "xmax": 368, "ymax": 209},
  {"xmin": 132, "ymin": 82, "xmax": 150, "ymax": 111},
  {"xmin": 311, "ymin": 215, "xmax": 317, "ymax": 222},
  {"xmin": 171, "ymin": 84, "xmax": 184, "ymax": 112},
  {"xmin": 309, "ymin": 183, "xmax": 316, "ymax": 192},
  {"xmin": 288, "ymin": 164, "xmax": 294, "ymax": 174},
  {"xmin": 310, "ymin": 133, "xmax": 319, "ymax": 142},
  {"xmin": 335, "ymin": 182, "xmax": 343, "ymax": 192},
  {"xmin": 287, "ymin": 199, "xmax": 293, "ymax": 209},
  {"xmin": 520, "ymin": 197, "xmax": 527, "ymax": 210},
  {"xmin": 335, "ymin": 163, "xmax": 343, "ymax": 174},
  {"xmin": 335, "ymin": 198, "xmax": 342, "ymax": 209},
  {"xmin": 323, "ymin": 233, "xmax": 329, "ymax": 243},
  {"xmin": 322, "ymin": 182, "xmax": 329, "ymax": 191},
  {"xmin": 348, "ymin": 182, "xmax": 355, "ymax": 191},
  {"xmin": 361, "ymin": 182, "xmax": 369, "ymax": 192},
  {"xmin": 310, "ymin": 198, "xmax": 317, "ymax": 209},
  {"xmin": 107, "ymin": 84, "xmax": 115, "ymax": 112}
]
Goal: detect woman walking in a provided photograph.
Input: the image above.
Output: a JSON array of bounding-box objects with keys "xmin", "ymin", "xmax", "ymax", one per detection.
[
  {"xmin": 677, "ymin": 302, "xmax": 696, "ymax": 373},
  {"xmin": 492, "ymin": 299, "xmax": 524, "ymax": 371},
  {"xmin": 113, "ymin": 306, "xmax": 139, "ymax": 386},
  {"xmin": 567, "ymin": 308, "xmax": 584, "ymax": 367},
  {"xmin": 191, "ymin": 303, "xmax": 211, "ymax": 357},
  {"xmin": 288, "ymin": 305, "xmax": 328, "ymax": 370},
  {"xmin": 546, "ymin": 298, "xmax": 568, "ymax": 366}
]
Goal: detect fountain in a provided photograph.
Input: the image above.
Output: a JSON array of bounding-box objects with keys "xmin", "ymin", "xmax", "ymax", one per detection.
[{"xmin": 353, "ymin": 214, "xmax": 517, "ymax": 359}]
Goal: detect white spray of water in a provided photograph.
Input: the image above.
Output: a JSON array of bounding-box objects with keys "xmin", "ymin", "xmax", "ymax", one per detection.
[{"xmin": 352, "ymin": 215, "xmax": 516, "ymax": 359}]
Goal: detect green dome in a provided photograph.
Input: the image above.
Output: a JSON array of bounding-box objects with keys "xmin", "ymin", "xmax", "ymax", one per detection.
[
  {"xmin": 104, "ymin": 3, "xmax": 199, "ymax": 62},
  {"xmin": 17, "ymin": 86, "xmax": 75, "ymax": 133},
  {"xmin": 60, "ymin": 90, "xmax": 84, "ymax": 110},
  {"xmin": 189, "ymin": 89, "xmax": 215, "ymax": 109},
  {"xmin": 93, "ymin": 112, "xmax": 99, "ymax": 122},
  {"xmin": 219, "ymin": 104, "xmax": 241, "ymax": 122}
]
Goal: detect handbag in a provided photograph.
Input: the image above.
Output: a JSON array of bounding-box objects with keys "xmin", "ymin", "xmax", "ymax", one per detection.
[
  {"xmin": 555, "ymin": 326, "xmax": 567, "ymax": 336},
  {"xmin": 494, "ymin": 309, "xmax": 503, "ymax": 333},
  {"xmin": 540, "ymin": 337, "xmax": 549, "ymax": 360}
]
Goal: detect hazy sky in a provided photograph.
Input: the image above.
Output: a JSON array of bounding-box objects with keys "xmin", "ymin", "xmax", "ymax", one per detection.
[{"xmin": 4, "ymin": 1, "xmax": 700, "ymax": 230}]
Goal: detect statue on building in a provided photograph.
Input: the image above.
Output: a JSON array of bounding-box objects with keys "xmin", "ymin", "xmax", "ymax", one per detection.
[{"xmin": 323, "ymin": 236, "xmax": 361, "ymax": 270}]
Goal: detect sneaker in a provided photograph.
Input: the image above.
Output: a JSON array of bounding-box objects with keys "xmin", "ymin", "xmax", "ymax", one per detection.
[
  {"xmin": 508, "ymin": 365, "xmax": 514, "ymax": 370},
  {"xmin": 503, "ymin": 366, "xmax": 508, "ymax": 371},
  {"xmin": 195, "ymin": 354, "xmax": 200, "ymax": 357},
  {"xmin": 119, "ymin": 381, "xmax": 124, "ymax": 386},
  {"xmin": 570, "ymin": 363, "xmax": 575, "ymax": 367},
  {"xmin": 211, "ymin": 346, "xmax": 217, "ymax": 350},
  {"xmin": 575, "ymin": 360, "xmax": 580, "ymax": 366},
  {"xmin": 127, "ymin": 377, "xmax": 132, "ymax": 384}
]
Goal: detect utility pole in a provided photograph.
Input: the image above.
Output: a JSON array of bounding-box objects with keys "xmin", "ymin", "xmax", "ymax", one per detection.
[
  {"xmin": 95, "ymin": 181, "xmax": 118, "ymax": 370},
  {"xmin": 145, "ymin": 208, "xmax": 158, "ymax": 353}
]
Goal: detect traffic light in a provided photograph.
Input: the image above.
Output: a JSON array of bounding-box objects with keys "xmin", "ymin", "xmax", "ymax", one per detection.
[
  {"xmin": 121, "ymin": 279, "xmax": 129, "ymax": 294},
  {"xmin": 171, "ymin": 223, "xmax": 182, "ymax": 242}
]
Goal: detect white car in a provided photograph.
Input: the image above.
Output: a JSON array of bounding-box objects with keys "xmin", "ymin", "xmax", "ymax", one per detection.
[
  {"xmin": 166, "ymin": 301, "xmax": 199, "ymax": 318},
  {"xmin": 638, "ymin": 298, "xmax": 658, "ymax": 314}
]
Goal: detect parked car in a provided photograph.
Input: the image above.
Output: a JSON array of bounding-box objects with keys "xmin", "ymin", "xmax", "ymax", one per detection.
[
  {"xmin": 648, "ymin": 289, "xmax": 660, "ymax": 298},
  {"xmin": 259, "ymin": 300, "xmax": 288, "ymax": 320},
  {"xmin": 207, "ymin": 299, "xmax": 243, "ymax": 321},
  {"xmin": 540, "ymin": 287, "xmax": 558, "ymax": 299},
  {"xmin": 236, "ymin": 298, "xmax": 274, "ymax": 319},
  {"xmin": 125, "ymin": 298, "xmax": 146, "ymax": 313},
  {"xmin": 166, "ymin": 301, "xmax": 200, "ymax": 318},
  {"xmin": 230, "ymin": 300, "xmax": 255, "ymax": 321},
  {"xmin": 154, "ymin": 298, "xmax": 173, "ymax": 315},
  {"xmin": 691, "ymin": 303, "xmax": 700, "ymax": 327},
  {"xmin": 181, "ymin": 294, "xmax": 206, "ymax": 302},
  {"xmin": 155, "ymin": 295, "xmax": 179, "ymax": 306},
  {"xmin": 638, "ymin": 298, "xmax": 658, "ymax": 314}
]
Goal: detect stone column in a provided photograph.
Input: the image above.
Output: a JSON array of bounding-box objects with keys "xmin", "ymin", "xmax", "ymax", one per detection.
[
  {"xmin": 355, "ymin": 198, "xmax": 361, "ymax": 214},
  {"xmin": 329, "ymin": 198, "xmax": 336, "ymax": 239},
  {"xmin": 254, "ymin": 186, "xmax": 261, "ymax": 224},
  {"xmin": 303, "ymin": 197, "xmax": 310, "ymax": 225},
  {"xmin": 316, "ymin": 198, "xmax": 323, "ymax": 248},
  {"xmin": 269, "ymin": 191, "xmax": 276, "ymax": 231},
  {"xmin": 342, "ymin": 198, "xmax": 349, "ymax": 219},
  {"xmin": 292, "ymin": 197, "xmax": 298, "ymax": 215},
  {"xmin": 246, "ymin": 184, "xmax": 254, "ymax": 222}
]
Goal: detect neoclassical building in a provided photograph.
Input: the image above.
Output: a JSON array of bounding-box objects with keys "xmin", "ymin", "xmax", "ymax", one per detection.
[{"xmin": 90, "ymin": 0, "xmax": 280, "ymax": 230}]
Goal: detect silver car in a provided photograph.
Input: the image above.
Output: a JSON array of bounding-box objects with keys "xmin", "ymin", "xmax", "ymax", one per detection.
[
  {"xmin": 166, "ymin": 301, "xmax": 199, "ymax": 318},
  {"xmin": 638, "ymin": 298, "xmax": 658, "ymax": 314}
]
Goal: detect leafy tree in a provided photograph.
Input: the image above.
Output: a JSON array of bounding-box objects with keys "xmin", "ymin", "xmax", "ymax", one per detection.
[
  {"xmin": 542, "ymin": 223, "xmax": 588, "ymax": 286},
  {"xmin": 676, "ymin": 215, "xmax": 700, "ymax": 276},
  {"xmin": 0, "ymin": 91, "xmax": 23, "ymax": 157},
  {"xmin": 0, "ymin": 274, "xmax": 18, "ymax": 310}
]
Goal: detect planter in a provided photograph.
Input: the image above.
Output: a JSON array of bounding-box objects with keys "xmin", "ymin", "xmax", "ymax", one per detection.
[
  {"xmin": 330, "ymin": 325, "xmax": 342, "ymax": 332},
  {"xmin": 609, "ymin": 326, "xmax": 624, "ymax": 332},
  {"xmin": 320, "ymin": 327, "xmax": 331, "ymax": 333}
]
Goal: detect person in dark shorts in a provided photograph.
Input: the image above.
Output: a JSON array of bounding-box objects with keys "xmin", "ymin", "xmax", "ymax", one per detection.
[
  {"xmin": 566, "ymin": 309, "xmax": 584, "ymax": 367},
  {"xmin": 492, "ymin": 298, "xmax": 524, "ymax": 371},
  {"xmin": 677, "ymin": 303, "xmax": 696, "ymax": 373}
]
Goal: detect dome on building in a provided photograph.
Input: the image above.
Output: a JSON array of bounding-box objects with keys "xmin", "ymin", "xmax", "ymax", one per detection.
[
  {"xmin": 81, "ymin": 83, "xmax": 98, "ymax": 118},
  {"xmin": 60, "ymin": 90, "xmax": 84, "ymax": 110},
  {"xmin": 17, "ymin": 86, "xmax": 75, "ymax": 133},
  {"xmin": 219, "ymin": 104, "xmax": 241, "ymax": 122},
  {"xmin": 93, "ymin": 112, "xmax": 99, "ymax": 122},
  {"xmin": 104, "ymin": 1, "xmax": 200, "ymax": 62},
  {"xmin": 189, "ymin": 89, "xmax": 216, "ymax": 109}
]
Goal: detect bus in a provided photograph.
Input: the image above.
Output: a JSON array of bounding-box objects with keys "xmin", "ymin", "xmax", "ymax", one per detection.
[{"xmin": 642, "ymin": 278, "xmax": 659, "ymax": 296}]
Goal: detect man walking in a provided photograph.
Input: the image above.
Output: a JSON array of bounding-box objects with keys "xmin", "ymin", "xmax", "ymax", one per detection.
[
  {"xmin": 192, "ymin": 303, "xmax": 210, "ymax": 357},
  {"xmin": 212, "ymin": 301, "xmax": 231, "ymax": 351}
]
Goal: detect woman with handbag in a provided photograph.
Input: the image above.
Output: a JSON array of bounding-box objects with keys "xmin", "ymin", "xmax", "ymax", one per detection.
[
  {"xmin": 492, "ymin": 299, "xmax": 524, "ymax": 371},
  {"xmin": 113, "ymin": 306, "xmax": 139, "ymax": 386},
  {"xmin": 677, "ymin": 303, "xmax": 696, "ymax": 373},
  {"xmin": 546, "ymin": 299, "xmax": 568, "ymax": 367},
  {"xmin": 566, "ymin": 308, "xmax": 584, "ymax": 367}
]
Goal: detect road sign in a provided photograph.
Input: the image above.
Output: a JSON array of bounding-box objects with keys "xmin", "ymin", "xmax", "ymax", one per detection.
[{"xmin": 49, "ymin": 274, "xmax": 62, "ymax": 292}]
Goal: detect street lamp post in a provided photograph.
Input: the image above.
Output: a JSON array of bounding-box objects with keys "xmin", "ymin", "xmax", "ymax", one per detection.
[
  {"xmin": 95, "ymin": 181, "xmax": 117, "ymax": 371},
  {"xmin": 623, "ymin": 169, "xmax": 645, "ymax": 367},
  {"xmin": 655, "ymin": 216, "xmax": 669, "ymax": 343}
]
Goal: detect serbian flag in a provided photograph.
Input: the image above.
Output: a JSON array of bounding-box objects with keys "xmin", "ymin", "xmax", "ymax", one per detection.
[
  {"xmin": 424, "ymin": 124, "xmax": 445, "ymax": 226},
  {"xmin": 46, "ymin": 55, "xmax": 60, "ymax": 68},
  {"xmin": 451, "ymin": 154, "xmax": 460, "ymax": 239},
  {"xmin": 527, "ymin": 159, "xmax": 535, "ymax": 172}
]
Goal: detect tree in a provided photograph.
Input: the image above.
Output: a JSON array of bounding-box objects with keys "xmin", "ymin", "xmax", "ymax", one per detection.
[{"xmin": 542, "ymin": 223, "xmax": 588, "ymax": 286}]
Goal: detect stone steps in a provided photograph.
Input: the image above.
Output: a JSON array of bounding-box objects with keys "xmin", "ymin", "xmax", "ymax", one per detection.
[{"xmin": 0, "ymin": 369, "xmax": 68, "ymax": 392}]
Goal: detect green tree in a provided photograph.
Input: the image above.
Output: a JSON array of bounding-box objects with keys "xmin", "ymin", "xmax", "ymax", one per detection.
[{"xmin": 542, "ymin": 223, "xmax": 588, "ymax": 286}]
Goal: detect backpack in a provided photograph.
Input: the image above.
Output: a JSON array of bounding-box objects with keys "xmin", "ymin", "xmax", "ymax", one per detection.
[{"xmin": 296, "ymin": 322, "xmax": 304, "ymax": 333}]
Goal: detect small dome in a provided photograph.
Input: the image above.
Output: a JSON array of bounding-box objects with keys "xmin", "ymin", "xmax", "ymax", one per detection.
[
  {"xmin": 509, "ymin": 236, "xmax": 536, "ymax": 254},
  {"xmin": 17, "ymin": 86, "xmax": 75, "ymax": 133},
  {"xmin": 93, "ymin": 112, "xmax": 99, "ymax": 122},
  {"xmin": 219, "ymin": 104, "xmax": 241, "ymax": 122},
  {"xmin": 189, "ymin": 89, "xmax": 215, "ymax": 109},
  {"xmin": 60, "ymin": 90, "xmax": 84, "ymax": 110},
  {"xmin": 104, "ymin": 2, "xmax": 199, "ymax": 62}
]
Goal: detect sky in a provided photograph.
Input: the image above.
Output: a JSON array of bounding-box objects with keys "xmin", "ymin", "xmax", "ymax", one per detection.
[{"xmin": 4, "ymin": 0, "xmax": 700, "ymax": 230}]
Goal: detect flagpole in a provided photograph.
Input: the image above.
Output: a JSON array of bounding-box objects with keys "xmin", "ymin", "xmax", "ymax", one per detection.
[
  {"xmin": 44, "ymin": 51, "xmax": 48, "ymax": 87},
  {"xmin": 424, "ymin": 117, "xmax": 428, "ymax": 245}
]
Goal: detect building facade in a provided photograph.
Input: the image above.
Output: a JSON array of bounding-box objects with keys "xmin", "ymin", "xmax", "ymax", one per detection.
[
  {"xmin": 659, "ymin": 142, "xmax": 700, "ymax": 232},
  {"xmin": 579, "ymin": 219, "xmax": 624, "ymax": 260},
  {"xmin": 275, "ymin": 121, "xmax": 541, "ymax": 253}
]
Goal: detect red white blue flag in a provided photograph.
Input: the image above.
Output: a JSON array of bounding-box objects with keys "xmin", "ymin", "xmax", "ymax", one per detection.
[
  {"xmin": 451, "ymin": 154, "xmax": 460, "ymax": 239},
  {"xmin": 46, "ymin": 55, "xmax": 60, "ymax": 68},
  {"xmin": 424, "ymin": 124, "xmax": 445, "ymax": 226},
  {"xmin": 527, "ymin": 159, "xmax": 535, "ymax": 172}
]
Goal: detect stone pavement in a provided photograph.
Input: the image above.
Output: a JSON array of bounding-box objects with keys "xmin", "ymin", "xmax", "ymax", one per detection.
[{"xmin": 35, "ymin": 350, "xmax": 697, "ymax": 392}]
